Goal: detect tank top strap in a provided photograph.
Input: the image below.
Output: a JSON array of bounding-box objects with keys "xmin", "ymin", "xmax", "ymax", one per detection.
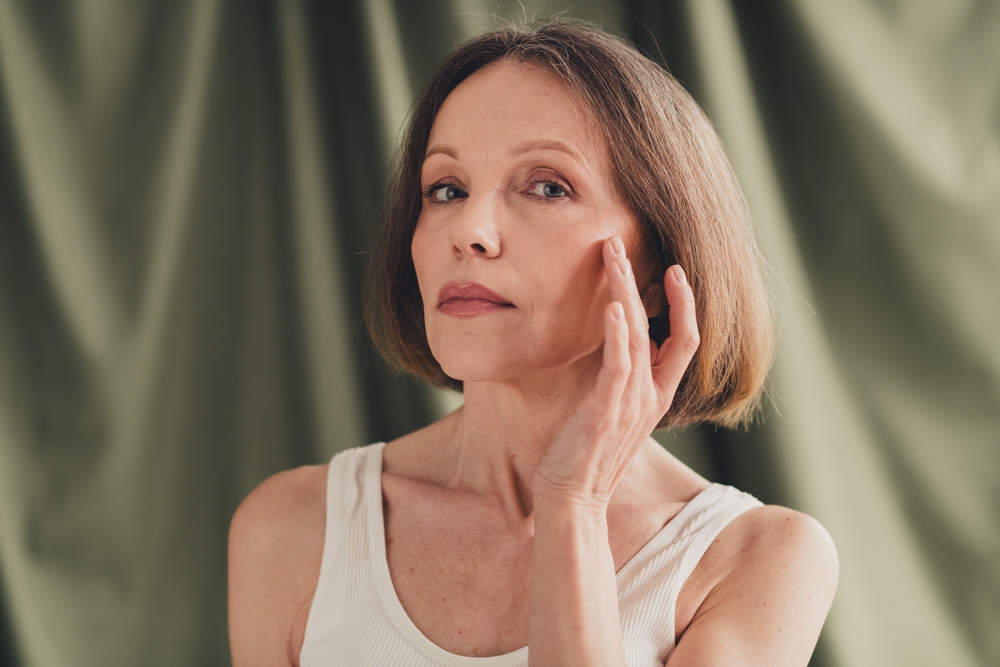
[
  {"xmin": 301, "ymin": 446, "xmax": 761, "ymax": 667},
  {"xmin": 301, "ymin": 443, "xmax": 386, "ymax": 653},
  {"xmin": 616, "ymin": 483, "xmax": 763, "ymax": 665}
]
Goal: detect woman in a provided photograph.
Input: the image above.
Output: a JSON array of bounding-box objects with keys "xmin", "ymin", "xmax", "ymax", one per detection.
[{"xmin": 229, "ymin": 23, "xmax": 838, "ymax": 667}]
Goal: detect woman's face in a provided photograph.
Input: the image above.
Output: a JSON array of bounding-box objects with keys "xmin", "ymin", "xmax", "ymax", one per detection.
[{"xmin": 412, "ymin": 60, "xmax": 647, "ymax": 384}]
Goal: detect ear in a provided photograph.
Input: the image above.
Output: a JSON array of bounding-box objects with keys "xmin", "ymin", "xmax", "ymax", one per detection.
[{"xmin": 641, "ymin": 271, "xmax": 666, "ymax": 318}]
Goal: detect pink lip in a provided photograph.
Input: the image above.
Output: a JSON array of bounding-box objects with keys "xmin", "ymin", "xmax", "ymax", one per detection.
[{"xmin": 437, "ymin": 282, "xmax": 514, "ymax": 316}]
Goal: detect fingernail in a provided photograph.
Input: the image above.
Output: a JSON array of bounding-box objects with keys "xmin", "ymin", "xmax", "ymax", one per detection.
[
  {"xmin": 673, "ymin": 265, "xmax": 687, "ymax": 285},
  {"xmin": 618, "ymin": 257, "xmax": 630, "ymax": 276},
  {"xmin": 612, "ymin": 302, "xmax": 624, "ymax": 319},
  {"xmin": 612, "ymin": 237, "xmax": 625, "ymax": 256}
]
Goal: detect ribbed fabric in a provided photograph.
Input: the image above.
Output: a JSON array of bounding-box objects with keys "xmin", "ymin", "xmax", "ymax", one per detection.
[{"xmin": 300, "ymin": 443, "xmax": 762, "ymax": 667}]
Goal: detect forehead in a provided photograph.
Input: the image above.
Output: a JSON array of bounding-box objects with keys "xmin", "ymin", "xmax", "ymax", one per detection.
[{"xmin": 425, "ymin": 60, "xmax": 608, "ymax": 168}]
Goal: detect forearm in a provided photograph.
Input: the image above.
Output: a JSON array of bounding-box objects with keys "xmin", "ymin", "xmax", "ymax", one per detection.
[{"xmin": 528, "ymin": 498, "xmax": 625, "ymax": 667}]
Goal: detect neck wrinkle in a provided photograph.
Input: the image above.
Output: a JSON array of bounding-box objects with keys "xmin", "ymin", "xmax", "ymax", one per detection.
[{"xmin": 445, "ymin": 350, "xmax": 602, "ymax": 519}]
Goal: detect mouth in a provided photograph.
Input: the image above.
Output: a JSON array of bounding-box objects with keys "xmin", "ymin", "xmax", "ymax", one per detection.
[{"xmin": 437, "ymin": 281, "xmax": 514, "ymax": 316}]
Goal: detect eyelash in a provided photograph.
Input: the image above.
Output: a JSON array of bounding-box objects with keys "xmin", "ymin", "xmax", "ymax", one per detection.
[
  {"xmin": 421, "ymin": 176, "xmax": 574, "ymax": 202},
  {"xmin": 525, "ymin": 176, "xmax": 572, "ymax": 199},
  {"xmin": 421, "ymin": 181, "xmax": 458, "ymax": 199}
]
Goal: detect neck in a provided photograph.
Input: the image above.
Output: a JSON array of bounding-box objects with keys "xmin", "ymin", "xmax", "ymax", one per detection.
[{"xmin": 438, "ymin": 350, "xmax": 603, "ymax": 518}]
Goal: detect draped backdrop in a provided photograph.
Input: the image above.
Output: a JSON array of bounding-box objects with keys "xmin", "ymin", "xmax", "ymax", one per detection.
[{"xmin": 0, "ymin": 1, "xmax": 997, "ymax": 665}]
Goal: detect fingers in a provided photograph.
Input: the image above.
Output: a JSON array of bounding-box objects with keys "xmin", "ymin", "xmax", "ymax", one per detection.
[
  {"xmin": 600, "ymin": 238, "xmax": 698, "ymax": 423},
  {"xmin": 651, "ymin": 265, "xmax": 700, "ymax": 401},
  {"xmin": 602, "ymin": 238, "xmax": 650, "ymax": 364},
  {"xmin": 593, "ymin": 300, "xmax": 631, "ymax": 405}
]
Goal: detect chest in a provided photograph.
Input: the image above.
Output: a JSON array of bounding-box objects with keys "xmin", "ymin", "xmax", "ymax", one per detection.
[
  {"xmin": 381, "ymin": 479, "xmax": 686, "ymax": 658},
  {"xmin": 383, "ymin": 485, "xmax": 532, "ymax": 656}
]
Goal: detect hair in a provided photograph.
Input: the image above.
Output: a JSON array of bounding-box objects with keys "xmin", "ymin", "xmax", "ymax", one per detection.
[{"xmin": 364, "ymin": 21, "xmax": 774, "ymax": 429}]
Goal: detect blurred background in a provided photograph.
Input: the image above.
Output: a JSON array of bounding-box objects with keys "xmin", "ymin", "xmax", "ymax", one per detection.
[{"xmin": 0, "ymin": 0, "xmax": 997, "ymax": 665}]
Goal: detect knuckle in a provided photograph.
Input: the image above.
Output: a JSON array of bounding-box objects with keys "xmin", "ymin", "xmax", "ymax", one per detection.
[
  {"xmin": 608, "ymin": 367, "xmax": 628, "ymax": 383},
  {"xmin": 617, "ymin": 321, "xmax": 632, "ymax": 341},
  {"xmin": 606, "ymin": 354, "xmax": 631, "ymax": 380},
  {"xmin": 682, "ymin": 332, "xmax": 701, "ymax": 357}
]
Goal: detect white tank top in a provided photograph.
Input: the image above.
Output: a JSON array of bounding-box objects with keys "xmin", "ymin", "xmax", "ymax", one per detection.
[{"xmin": 300, "ymin": 442, "xmax": 762, "ymax": 667}]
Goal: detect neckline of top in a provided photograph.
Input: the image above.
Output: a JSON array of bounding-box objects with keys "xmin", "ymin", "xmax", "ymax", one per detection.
[{"xmin": 363, "ymin": 441, "xmax": 726, "ymax": 665}]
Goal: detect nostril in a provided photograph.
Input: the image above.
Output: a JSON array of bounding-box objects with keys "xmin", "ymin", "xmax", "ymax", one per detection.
[{"xmin": 472, "ymin": 243, "xmax": 486, "ymax": 253}]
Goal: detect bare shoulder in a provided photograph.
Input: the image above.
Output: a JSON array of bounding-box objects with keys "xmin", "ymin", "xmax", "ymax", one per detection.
[
  {"xmin": 708, "ymin": 504, "xmax": 838, "ymax": 577},
  {"xmin": 669, "ymin": 505, "xmax": 838, "ymax": 667},
  {"xmin": 231, "ymin": 464, "xmax": 329, "ymax": 542},
  {"xmin": 228, "ymin": 465, "xmax": 329, "ymax": 667},
  {"xmin": 710, "ymin": 505, "xmax": 839, "ymax": 614}
]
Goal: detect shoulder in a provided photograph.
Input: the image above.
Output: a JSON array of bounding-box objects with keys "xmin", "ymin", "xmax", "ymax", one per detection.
[
  {"xmin": 711, "ymin": 504, "xmax": 837, "ymax": 573},
  {"xmin": 710, "ymin": 505, "xmax": 839, "ymax": 611},
  {"xmin": 228, "ymin": 464, "xmax": 329, "ymax": 667},
  {"xmin": 670, "ymin": 504, "xmax": 838, "ymax": 667},
  {"xmin": 229, "ymin": 464, "xmax": 329, "ymax": 563}
]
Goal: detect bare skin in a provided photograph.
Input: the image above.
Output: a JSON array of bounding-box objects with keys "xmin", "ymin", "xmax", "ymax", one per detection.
[{"xmin": 228, "ymin": 61, "xmax": 838, "ymax": 667}]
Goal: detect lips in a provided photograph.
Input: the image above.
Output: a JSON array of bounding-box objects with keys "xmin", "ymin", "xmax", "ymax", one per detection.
[{"xmin": 437, "ymin": 282, "xmax": 514, "ymax": 316}]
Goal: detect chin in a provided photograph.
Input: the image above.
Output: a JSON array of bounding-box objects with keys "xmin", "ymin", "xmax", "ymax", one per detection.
[
  {"xmin": 430, "ymin": 335, "xmax": 603, "ymax": 386},
  {"xmin": 432, "ymin": 344, "xmax": 525, "ymax": 384}
]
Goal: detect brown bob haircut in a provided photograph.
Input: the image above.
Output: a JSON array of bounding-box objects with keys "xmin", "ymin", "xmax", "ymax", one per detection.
[{"xmin": 365, "ymin": 22, "xmax": 774, "ymax": 429}]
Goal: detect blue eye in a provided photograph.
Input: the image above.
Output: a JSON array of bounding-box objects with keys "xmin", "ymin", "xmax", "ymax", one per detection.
[
  {"xmin": 528, "ymin": 181, "xmax": 568, "ymax": 198},
  {"xmin": 423, "ymin": 183, "xmax": 467, "ymax": 202}
]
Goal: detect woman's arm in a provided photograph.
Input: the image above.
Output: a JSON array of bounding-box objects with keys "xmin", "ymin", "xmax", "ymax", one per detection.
[
  {"xmin": 529, "ymin": 497, "xmax": 623, "ymax": 665},
  {"xmin": 529, "ymin": 237, "xmax": 700, "ymax": 666},
  {"xmin": 528, "ymin": 237, "xmax": 836, "ymax": 666},
  {"xmin": 667, "ymin": 505, "xmax": 838, "ymax": 667},
  {"xmin": 228, "ymin": 466, "xmax": 327, "ymax": 667}
]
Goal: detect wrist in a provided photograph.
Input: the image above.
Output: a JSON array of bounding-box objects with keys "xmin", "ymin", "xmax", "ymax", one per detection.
[
  {"xmin": 531, "ymin": 484, "xmax": 610, "ymax": 523},
  {"xmin": 531, "ymin": 465, "xmax": 613, "ymax": 513}
]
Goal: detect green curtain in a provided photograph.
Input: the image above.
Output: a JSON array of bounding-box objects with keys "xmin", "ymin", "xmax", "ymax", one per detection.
[
  {"xmin": 673, "ymin": 3, "xmax": 1000, "ymax": 665},
  {"xmin": 0, "ymin": 1, "xmax": 996, "ymax": 666}
]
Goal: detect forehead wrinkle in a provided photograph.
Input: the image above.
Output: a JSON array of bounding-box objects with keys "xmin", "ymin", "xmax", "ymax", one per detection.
[
  {"xmin": 423, "ymin": 63, "xmax": 610, "ymax": 179},
  {"xmin": 510, "ymin": 140, "xmax": 583, "ymax": 162}
]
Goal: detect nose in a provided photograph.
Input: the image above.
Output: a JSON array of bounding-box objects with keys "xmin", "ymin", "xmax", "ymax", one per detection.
[{"xmin": 449, "ymin": 192, "xmax": 501, "ymax": 259}]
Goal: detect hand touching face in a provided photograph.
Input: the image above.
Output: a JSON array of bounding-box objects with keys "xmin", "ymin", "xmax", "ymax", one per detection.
[{"xmin": 412, "ymin": 60, "xmax": 654, "ymax": 385}]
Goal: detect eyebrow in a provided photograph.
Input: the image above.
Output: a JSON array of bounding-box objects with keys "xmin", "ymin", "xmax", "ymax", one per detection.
[
  {"xmin": 424, "ymin": 144, "xmax": 458, "ymax": 160},
  {"xmin": 423, "ymin": 140, "xmax": 584, "ymax": 162},
  {"xmin": 509, "ymin": 140, "xmax": 583, "ymax": 161}
]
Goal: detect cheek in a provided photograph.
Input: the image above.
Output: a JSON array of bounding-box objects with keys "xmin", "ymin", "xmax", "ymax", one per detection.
[
  {"xmin": 410, "ymin": 219, "xmax": 437, "ymax": 302},
  {"xmin": 524, "ymin": 237, "xmax": 610, "ymax": 350}
]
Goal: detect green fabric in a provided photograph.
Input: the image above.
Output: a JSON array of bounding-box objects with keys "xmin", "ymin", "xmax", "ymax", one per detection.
[{"xmin": 0, "ymin": 1, "xmax": 996, "ymax": 666}]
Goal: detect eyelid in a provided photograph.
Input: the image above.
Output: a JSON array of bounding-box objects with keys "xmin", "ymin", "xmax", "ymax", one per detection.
[
  {"xmin": 524, "ymin": 171, "xmax": 574, "ymax": 197},
  {"xmin": 421, "ymin": 180, "xmax": 467, "ymax": 200},
  {"xmin": 422, "ymin": 171, "xmax": 574, "ymax": 200},
  {"xmin": 528, "ymin": 167, "xmax": 571, "ymax": 186}
]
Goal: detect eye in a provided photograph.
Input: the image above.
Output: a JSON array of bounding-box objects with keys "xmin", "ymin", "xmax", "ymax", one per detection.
[
  {"xmin": 423, "ymin": 183, "xmax": 468, "ymax": 202},
  {"xmin": 527, "ymin": 180, "xmax": 569, "ymax": 199}
]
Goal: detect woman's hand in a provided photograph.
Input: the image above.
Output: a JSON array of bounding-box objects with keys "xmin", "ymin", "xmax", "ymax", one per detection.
[
  {"xmin": 527, "ymin": 236, "xmax": 699, "ymax": 666},
  {"xmin": 531, "ymin": 236, "xmax": 700, "ymax": 510}
]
